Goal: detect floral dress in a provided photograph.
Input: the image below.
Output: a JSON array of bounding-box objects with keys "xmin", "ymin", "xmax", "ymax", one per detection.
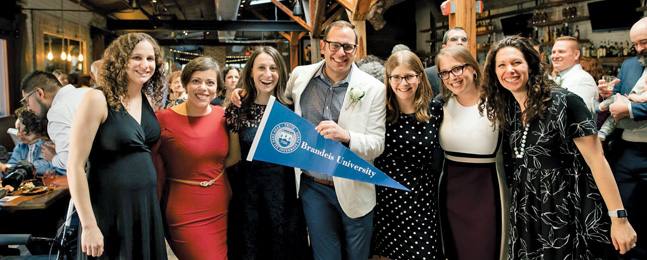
[{"xmin": 504, "ymin": 88, "xmax": 617, "ymax": 259}]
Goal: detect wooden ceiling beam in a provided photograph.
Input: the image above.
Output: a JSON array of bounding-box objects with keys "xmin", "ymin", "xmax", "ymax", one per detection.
[
  {"xmin": 321, "ymin": 6, "xmax": 344, "ymax": 34},
  {"xmin": 310, "ymin": 0, "xmax": 327, "ymax": 35},
  {"xmin": 270, "ymin": 0, "xmax": 312, "ymax": 32},
  {"xmin": 352, "ymin": 0, "xmax": 377, "ymax": 21},
  {"xmin": 336, "ymin": 0, "xmax": 353, "ymax": 11}
]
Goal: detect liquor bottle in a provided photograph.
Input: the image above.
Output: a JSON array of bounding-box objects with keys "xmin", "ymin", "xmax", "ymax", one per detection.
[
  {"xmin": 545, "ymin": 27, "xmax": 550, "ymax": 42},
  {"xmin": 557, "ymin": 28, "xmax": 562, "ymax": 37},
  {"xmin": 630, "ymin": 44, "xmax": 637, "ymax": 56},
  {"xmin": 562, "ymin": 5, "xmax": 568, "ymax": 19},
  {"xmin": 624, "ymin": 41, "xmax": 629, "ymax": 56},
  {"xmin": 608, "ymin": 41, "xmax": 616, "ymax": 57},
  {"xmin": 552, "ymin": 27, "xmax": 557, "ymax": 41},
  {"xmin": 582, "ymin": 44, "xmax": 589, "ymax": 57},
  {"xmin": 573, "ymin": 25, "xmax": 580, "ymax": 40},
  {"xmin": 615, "ymin": 42, "xmax": 621, "ymax": 57}
]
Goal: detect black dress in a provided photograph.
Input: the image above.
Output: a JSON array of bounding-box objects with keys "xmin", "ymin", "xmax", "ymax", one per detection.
[
  {"xmin": 80, "ymin": 95, "xmax": 167, "ymax": 260},
  {"xmin": 373, "ymin": 100, "xmax": 445, "ymax": 260},
  {"xmin": 504, "ymin": 89, "xmax": 617, "ymax": 259},
  {"xmin": 225, "ymin": 103, "xmax": 311, "ymax": 260}
]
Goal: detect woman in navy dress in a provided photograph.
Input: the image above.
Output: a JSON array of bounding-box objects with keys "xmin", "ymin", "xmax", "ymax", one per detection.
[{"xmin": 67, "ymin": 33, "xmax": 167, "ymax": 259}]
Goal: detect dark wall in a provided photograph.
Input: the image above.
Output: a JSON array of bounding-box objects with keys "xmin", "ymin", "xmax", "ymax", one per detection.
[
  {"xmin": 366, "ymin": 0, "xmax": 418, "ymax": 60},
  {"xmin": 0, "ymin": 1, "xmax": 23, "ymax": 115}
]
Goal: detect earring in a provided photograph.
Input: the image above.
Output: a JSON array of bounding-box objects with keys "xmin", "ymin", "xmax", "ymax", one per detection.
[{"xmin": 474, "ymin": 74, "xmax": 478, "ymax": 80}]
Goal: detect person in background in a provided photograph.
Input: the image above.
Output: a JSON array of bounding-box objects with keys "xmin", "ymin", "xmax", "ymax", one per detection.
[
  {"xmin": 20, "ymin": 70, "xmax": 92, "ymax": 175},
  {"xmin": 437, "ymin": 46, "xmax": 509, "ymax": 260},
  {"xmin": 372, "ymin": 50, "xmax": 444, "ymax": 260},
  {"xmin": 77, "ymin": 75, "xmax": 92, "ymax": 88},
  {"xmin": 598, "ymin": 17, "xmax": 647, "ymax": 260},
  {"xmin": 390, "ymin": 44, "xmax": 410, "ymax": 53},
  {"xmin": 67, "ymin": 32, "xmax": 167, "ymax": 259},
  {"xmin": 211, "ymin": 66, "xmax": 240, "ymax": 107},
  {"xmin": 425, "ymin": 27, "xmax": 469, "ymax": 96},
  {"xmin": 153, "ymin": 56, "xmax": 239, "ymax": 260},
  {"xmin": 225, "ymin": 46, "xmax": 310, "ymax": 260},
  {"xmin": 165, "ymin": 71, "xmax": 187, "ymax": 108},
  {"xmin": 1, "ymin": 108, "xmax": 54, "ymax": 176},
  {"xmin": 481, "ymin": 35, "xmax": 636, "ymax": 259},
  {"xmin": 90, "ymin": 59, "xmax": 103, "ymax": 88},
  {"xmin": 52, "ymin": 70, "xmax": 69, "ymax": 86},
  {"xmin": 550, "ymin": 36, "xmax": 598, "ymax": 112}
]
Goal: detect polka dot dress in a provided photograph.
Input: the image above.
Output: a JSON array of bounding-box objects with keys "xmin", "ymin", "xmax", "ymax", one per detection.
[{"xmin": 373, "ymin": 100, "xmax": 444, "ymax": 260}]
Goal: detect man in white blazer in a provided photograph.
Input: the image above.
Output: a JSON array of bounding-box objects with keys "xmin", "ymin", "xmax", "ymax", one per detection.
[{"xmin": 288, "ymin": 21, "xmax": 386, "ymax": 260}]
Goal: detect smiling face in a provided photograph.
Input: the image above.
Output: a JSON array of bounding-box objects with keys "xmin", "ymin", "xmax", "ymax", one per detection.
[
  {"xmin": 438, "ymin": 56, "xmax": 477, "ymax": 98},
  {"xmin": 224, "ymin": 69, "xmax": 240, "ymax": 91},
  {"xmin": 389, "ymin": 65, "xmax": 419, "ymax": 104},
  {"xmin": 252, "ymin": 53, "xmax": 279, "ymax": 99},
  {"xmin": 551, "ymin": 40, "xmax": 579, "ymax": 72},
  {"xmin": 321, "ymin": 26, "xmax": 357, "ymax": 82},
  {"xmin": 186, "ymin": 69, "xmax": 218, "ymax": 108},
  {"xmin": 170, "ymin": 76, "xmax": 184, "ymax": 95},
  {"xmin": 126, "ymin": 40, "xmax": 156, "ymax": 87},
  {"xmin": 495, "ymin": 47, "xmax": 529, "ymax": 95}
]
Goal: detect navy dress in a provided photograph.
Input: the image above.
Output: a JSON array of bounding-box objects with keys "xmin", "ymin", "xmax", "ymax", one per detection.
[{"xmin": 80, "ymin": 95, "xmax": 167, "ymax": 260}]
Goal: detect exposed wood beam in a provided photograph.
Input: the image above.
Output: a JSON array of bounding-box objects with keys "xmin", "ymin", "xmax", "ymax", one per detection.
[
  {"xmin": 327, "ymin": 2, "xmax": 340, "ymax": 13},
  {"xmin": 336, "ymin": 0, "xmax": 353, "ymax": 11},
  {"xmin": 289, "ymin": 32, "xmax": 300, "ymax": 70},
  {"xmin": 107, "ymin": 19, "xmax": 308, "ymax": 31},
  {"xmin": 322, "ymin": 6, "xmax": 344, "ymax": 33},
  {"xmin": 248, "ymin": 9, "xmax": 291, "ymax": 42},
  {"xmin": 352, "ymin": 0, "xmax": 377, "ymax": 21},
  {"xmin": 270, "ymin": 0, "xmax": 312, "ymax": 32},
  {"xmin": 310, "ymin": 0, "xmax": 327, "ymax": 36}
]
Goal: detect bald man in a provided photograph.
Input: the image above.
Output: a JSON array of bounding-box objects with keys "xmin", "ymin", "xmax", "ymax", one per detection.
[
  {"xmin": 90, "ymin": 59, "xmax": 103, "ymax": 88},
  {"xmin": 598, "ymin": 17, "xmax": 647, "ymax": 260}
]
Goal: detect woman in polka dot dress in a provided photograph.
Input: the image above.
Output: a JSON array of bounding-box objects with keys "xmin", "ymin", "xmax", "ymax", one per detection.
[
  {"xmin": 436, "ymin": 46, "xmax": 509, "ymax": 260},
  {"xmin": 373, "ymin": 50, "xmax": 444, "ymax": 260}
]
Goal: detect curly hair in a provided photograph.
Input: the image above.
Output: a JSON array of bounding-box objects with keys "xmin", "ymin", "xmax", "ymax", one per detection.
[
  {"xmin": 239, "ymin": 46, "xmax": 290, "ymax": 115},
  {"xmin": 384, "ymin": 50, "xmax": 433, "ymax": 124},
  {"xmin": 479, "ymin": 35, "xmax": 554, "ymax": 130},
  {"xmin": 435, "ymin": 46, "xmax": 483, "ymax": 102},
  {"xmin": 100, "ymin": 33, "xmax": 166, "ymax": 111},
  {"xmin": 16, "ymin": 107, "xmax": 48, "ymax": 137}
]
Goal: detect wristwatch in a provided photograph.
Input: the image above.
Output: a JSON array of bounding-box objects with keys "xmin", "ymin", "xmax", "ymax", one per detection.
[{"xmin": 608, "ymin": 209, "xmax": 628, "ymax": 218}]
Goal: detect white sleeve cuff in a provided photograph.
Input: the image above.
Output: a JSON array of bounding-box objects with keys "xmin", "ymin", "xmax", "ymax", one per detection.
[{"xmin": 628, "ymin": 103, "xmax": 634, "ymax": 118}]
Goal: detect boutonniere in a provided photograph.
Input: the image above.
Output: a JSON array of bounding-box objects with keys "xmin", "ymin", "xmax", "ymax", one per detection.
[
  {"xmin": 553, "ymin": 76, "xmax": 563, "ymax": 87},
  {"xmin": 347, "ymin": 87, "xmax": 365, "ymax": 109}
]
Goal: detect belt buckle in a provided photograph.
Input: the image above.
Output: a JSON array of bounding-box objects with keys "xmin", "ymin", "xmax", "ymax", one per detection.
[{"xmin": 199, "ymin": 179, "xmax": 215, "ymax": 187}]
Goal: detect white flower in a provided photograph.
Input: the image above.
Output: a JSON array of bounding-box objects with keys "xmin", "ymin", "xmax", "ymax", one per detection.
[
  {"xmin": 553, "ymin": 76, "xmax": 563, "ymax": 87},
  {"xmin": 347, "ymin": 87, "xmax": 365, "ymax": 109}
]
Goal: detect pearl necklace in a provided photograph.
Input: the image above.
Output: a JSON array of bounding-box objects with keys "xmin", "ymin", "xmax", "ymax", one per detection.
[{"xmin": 514, "ymin": 124, "xmax": 529, "ymax": 159}]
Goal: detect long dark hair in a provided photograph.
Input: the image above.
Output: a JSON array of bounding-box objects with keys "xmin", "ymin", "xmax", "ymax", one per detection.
[
  {"xmin": 479, "ymin": 36, "xmax": 554, "ymax": 130},
  {"xmin": 239, "ymin": 46, "xmax": 289, "ymax": 114}
]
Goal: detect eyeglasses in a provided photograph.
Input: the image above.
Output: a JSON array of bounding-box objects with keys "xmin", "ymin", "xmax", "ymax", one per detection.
[
  {"xmin": 323, "ymin": 40, "xmax": 357, "ymax": 54},
  {"xmin": 389, "ymin": 74, "xmax": 419, "ymax": 85},
  {"xmin": 20, "ymin": 89, "xmax": 37, "ymax": 105},
  {"xmin": 438, "ymin": 64, "xmax": 469, "ymax": 80}
]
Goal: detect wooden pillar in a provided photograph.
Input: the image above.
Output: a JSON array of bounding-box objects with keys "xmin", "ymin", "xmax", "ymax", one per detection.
[
  {"xmin": 350, "ymin": 19, "xmax": 367, "ymax": 61},
  {"xmin": 289, "ymin": 32, "xmax": 301, "ymax": 70},
  {"xmin": 311, "ymin": 35, "xmax": 322, "ymax": 64},
  {"xmin": 448, "ymin": 0, "xmax": 476, "ymax": 57}
]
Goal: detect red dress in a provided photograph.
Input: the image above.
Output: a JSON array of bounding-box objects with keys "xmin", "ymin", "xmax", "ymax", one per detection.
[{"xmin": 152, "ymin": 106, "xmax": 231, "ymax": 260}]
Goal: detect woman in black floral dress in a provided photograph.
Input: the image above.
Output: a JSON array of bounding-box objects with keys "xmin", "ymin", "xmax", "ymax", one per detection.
[
  {"xmin": 372, "ymin": 50, "xmax": 444, "ymax": 260},
  {"xmin": 224, "ymin": 46, "xmax": 310, "ymax": 260},
  {"xmin": 480, "ymin": 36, "xmax": 637, "ymax": 259}
]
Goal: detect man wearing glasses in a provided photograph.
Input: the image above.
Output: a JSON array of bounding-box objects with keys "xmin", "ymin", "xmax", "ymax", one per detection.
[
  {"xmin": 424, "ymin": 27, "xmax": 469, "ymax": 96},
  {"xmin": 286, "ymin": 21, "xmax": 386, "ymax": 260},
  {"xmin": 20, "ymin": 70, "xmax": 92, "ymax": 175}
]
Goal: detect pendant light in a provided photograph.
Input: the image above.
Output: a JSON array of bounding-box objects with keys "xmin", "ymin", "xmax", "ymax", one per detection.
[
  {"xmin": 47, "ymin": 37, "xmax": 53, "ymax": 60},
  {"xmin": 66, "ymin": 39, "xmax": 72, "ymax": 61},
  {"xmin": 60, "ymin": 0, "xmax": 66, "ymax": 61}
]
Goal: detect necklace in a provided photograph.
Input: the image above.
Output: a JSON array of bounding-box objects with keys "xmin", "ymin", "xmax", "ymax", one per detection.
[{"xmin": 514, "ymin": 124, "xmax": 529, "ymax": 159}]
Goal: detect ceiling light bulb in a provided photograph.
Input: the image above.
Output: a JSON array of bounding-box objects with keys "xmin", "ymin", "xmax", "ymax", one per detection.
[
  {"xmin": 67, "ymin": 54, "xmax": 72, "ymax": 61},
  {"xmin": 61, "ymin": 51, "xmax": 66, "ymax": 60},
  {"xmin": 78, "ymin": 53, "xmax": 84, "ymax": 61},
  {"xmin": 47, "ymin": 51, "xmax": 53, "ymax": 60}
]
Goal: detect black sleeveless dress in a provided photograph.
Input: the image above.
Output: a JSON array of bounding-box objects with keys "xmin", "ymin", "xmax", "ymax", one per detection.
[{"xmin": 79, "ymin": 95, "xmax": 167, "ymax": 260}]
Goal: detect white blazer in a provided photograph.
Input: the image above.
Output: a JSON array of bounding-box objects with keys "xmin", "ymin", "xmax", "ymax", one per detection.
[{"xmin": 287, "ymin": 61, "xmax": 386, "ymax": 218}]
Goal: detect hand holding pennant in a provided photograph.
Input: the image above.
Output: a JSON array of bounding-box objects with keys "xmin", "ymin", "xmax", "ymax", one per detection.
[{"xmin": 246, "ymin": 96, "xmax": 409, "ymax": 191}]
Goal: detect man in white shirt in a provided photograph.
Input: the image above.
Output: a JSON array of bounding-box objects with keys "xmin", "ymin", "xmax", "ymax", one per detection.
[
  {"xmin": 551, "ymin": 36, "xmax": 599, "ymax": 112},
  {"xmin": 20, "ymin": 70, "xmax": 92, "ymax": 174}
]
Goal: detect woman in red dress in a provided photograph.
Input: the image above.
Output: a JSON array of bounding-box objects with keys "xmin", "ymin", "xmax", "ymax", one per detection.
[{"xmin": 153, "ymin": 56, "xmax": 241, "ymax": 260}]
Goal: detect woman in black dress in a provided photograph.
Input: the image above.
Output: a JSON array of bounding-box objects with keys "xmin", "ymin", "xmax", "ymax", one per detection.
[
  {"xmin": 372, "ymin": 50, "xmax": 444, "ymax": 260},
  {"xmin": 480, "ymin": 35, "xmax": 637, "ymax": 259},
  {"xmin": 225, "ymin": 46, "xmax": 310, "ymax": 260},
  {"xmin": 67, "ymin": 33, "xmax": 167, "ymax": 259}
]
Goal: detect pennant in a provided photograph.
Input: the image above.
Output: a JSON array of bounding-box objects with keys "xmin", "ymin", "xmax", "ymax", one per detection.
[{"xmin": 247, "ymin": 96, "xmax": 409, "ymax": 191}]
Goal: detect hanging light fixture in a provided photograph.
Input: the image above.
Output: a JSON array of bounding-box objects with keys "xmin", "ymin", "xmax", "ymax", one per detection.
[
  {"xmin": 66, "ymin": 39, "xmax": 72, "ymax": 61},
  {"xmin": 47, "ymin": 37, "xmax": 53, "ymax": 60},
  {"xmin": 292, "ymin": 0, "xmax": 304, "ymax": 18},
  {"xmin": 60, "ymin": 0, "xmax": 66, "ymax": 60}
]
